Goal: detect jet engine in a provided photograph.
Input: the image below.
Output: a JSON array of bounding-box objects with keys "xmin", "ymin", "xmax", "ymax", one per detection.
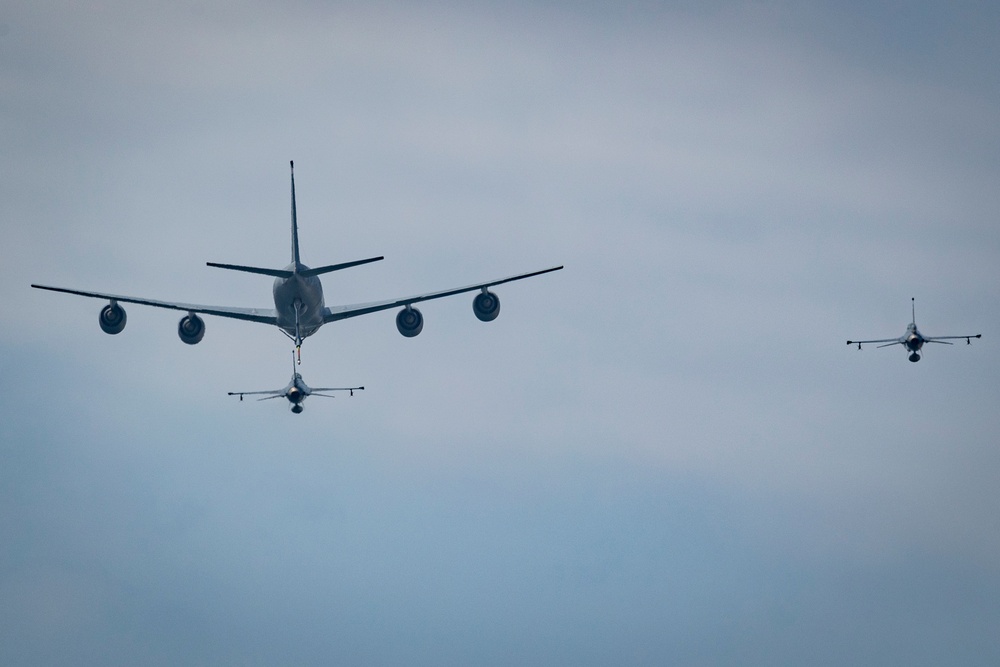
[
  {"xmin": 178, "ymin": 313, "xmax": 206, "ymax": 345},
  {"xmin": 473, "ymin": 290, "xmax": 500, "ymax": 322},
  {"xmin": 396, "ymin": 306, "xmax": 424, "ymax": 337},
  {"xmin": 99, "ymin": 302, "xmax": 127, "ymax": 335}
]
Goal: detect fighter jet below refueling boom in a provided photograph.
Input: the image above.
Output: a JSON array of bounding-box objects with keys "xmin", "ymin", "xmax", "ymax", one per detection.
[{"xmin": 229, "ymin": 353, "xmax": 363, "ymax": 414}]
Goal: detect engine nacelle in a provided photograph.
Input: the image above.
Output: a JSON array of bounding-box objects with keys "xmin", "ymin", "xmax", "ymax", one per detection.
[
  {"xmin": 396, "ymin": 306, "xmax": 424, "ymax": 337},
  {"xmin": 473, "ymin": 290, "xmax": 500, "ymax": 322},
  {"xmin": 99, "ymin": 302, "xmax": 127, "ymax": 335},
  {"xmin": 178, "ymin": 313, "xmax": 206, "ymax": 345}
]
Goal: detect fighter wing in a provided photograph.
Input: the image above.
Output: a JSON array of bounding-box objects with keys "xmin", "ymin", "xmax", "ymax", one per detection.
[
  {"xmin": 925, "ymin": 333, "xmax": 982, "ymax": 345},
  {"xmin": 310, "ymin": 386, "xmax": 365, "ymax": 392},
  {"xmin": 31, "ymin": 284, "xmax": 277, "ymax": 324},
  {"xmin": 845, "ymin": 336, "xmax": 903, "ymax": 348},
  {"xmin": 322, "ymin": 266, "xmax": 563, "ymax": 323},
  {"xmin": 227, "ymin": 390, "xmax": 289, "ymax": 403},
  {"xmin": 310, "ymin": 386, "xmax": 364, "ymax": 398}
]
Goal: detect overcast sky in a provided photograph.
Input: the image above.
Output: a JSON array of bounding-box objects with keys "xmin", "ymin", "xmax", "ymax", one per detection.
[{"xmin": 2, "ymin": 1, "xmax": 999, "ymax": 664}]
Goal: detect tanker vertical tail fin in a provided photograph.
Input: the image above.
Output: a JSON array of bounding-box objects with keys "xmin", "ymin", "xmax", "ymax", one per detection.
[
  {"xmin": 290, "ymin": 160, "xmax": 301, "ymax": 269},
  {"xmin": 286, "ymin": 160, "xmax": 384, "ymax": 278}
]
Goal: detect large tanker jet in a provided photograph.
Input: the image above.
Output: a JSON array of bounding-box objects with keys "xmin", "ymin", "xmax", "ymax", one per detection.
[
  {"xmin": 32, "ymin": 162, "xmax": 563, "ymax": 361},
  {"xmin": 846, "ymin": 298, "xmax": 981, "ymax": 362}
]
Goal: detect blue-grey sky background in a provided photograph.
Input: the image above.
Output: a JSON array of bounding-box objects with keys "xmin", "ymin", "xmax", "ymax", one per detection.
[{"xmin": 3, "ymin": 1, "xmax": 999, "ymax": 664}]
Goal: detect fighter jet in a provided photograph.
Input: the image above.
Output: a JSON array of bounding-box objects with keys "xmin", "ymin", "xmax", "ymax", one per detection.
[
  {"xmin": 847, "ymin": 298, "xmax": 981, "ymax": 362},
  {"xmin": 32, "ymin": 162, "xmax": 563, "ymax": 363},
  {"xmin": 229, "ymin": 354, "xmax": 363, "ymax": 414}
]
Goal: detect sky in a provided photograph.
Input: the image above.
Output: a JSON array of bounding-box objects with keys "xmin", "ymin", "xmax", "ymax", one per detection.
[{"xmin": 2, "ymin": 1, "xmax": 999, "ymax": 664}]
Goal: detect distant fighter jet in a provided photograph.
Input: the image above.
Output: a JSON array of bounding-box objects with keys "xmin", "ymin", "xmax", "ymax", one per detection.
[
  {"xmin": 847, "ymin": 298, "xmax": 981, "ymax": 362},
  {"xmin": 229, "ymin": 354, "xmax": 363, "ymax": 414},
  {"xmin": 32, "ymin": 162, "xmax": 562, "ymax": 363}
]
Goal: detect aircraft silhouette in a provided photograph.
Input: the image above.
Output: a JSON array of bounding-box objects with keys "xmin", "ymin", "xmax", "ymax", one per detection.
[
  {"xmin": 229, "ymin": 353, "xmax": 362, "ymax": 414},
  {"xmin": 33, "ymin": 162, "xmax": 563, "ymax": 363},
  {"xmin": 847, "ymin": 298, "xmax": 981, "ymax": 362}
]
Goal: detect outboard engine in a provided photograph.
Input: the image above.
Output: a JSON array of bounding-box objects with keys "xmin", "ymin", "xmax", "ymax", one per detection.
[
  {"xmin": 473, "ymin": 290, "xmax": 500, "ymax": 322},
  {"xmin": 99, "ymin": 302, "xmax": 127, "ymax": 335},
  {"xmin": 396, "ymin": 306, "xmax": 424, "ymax": 337},
  {"xmin": 178, "ymin": 313, "xmax": 206, "ymax": 345}
]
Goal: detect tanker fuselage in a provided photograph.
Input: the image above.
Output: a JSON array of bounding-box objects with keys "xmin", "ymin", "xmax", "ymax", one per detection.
[{"xmin": 273, "ymin": 264, "xmax": 326, "ymax": 341}]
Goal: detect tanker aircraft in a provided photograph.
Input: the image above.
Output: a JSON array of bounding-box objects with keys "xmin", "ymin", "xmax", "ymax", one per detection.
[
  {"xmin": 846, "ymin": 298, "xmax": 981, "ymax": 362},
  {"xmin": 32, "ymin": 162, "xmax": 563, "ymax": 362},
  {"xmin": 229, "ymin": 353, "xmax": 363, "ymax": 414}
]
